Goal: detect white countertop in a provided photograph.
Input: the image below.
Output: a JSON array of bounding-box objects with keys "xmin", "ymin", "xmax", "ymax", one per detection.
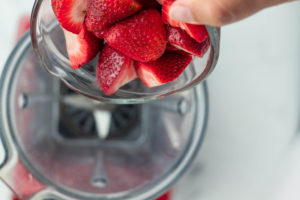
[
  {"xmin": 174, "ymin": 1, "xmax": 300, "ymax": 200},
  {"xmin": 1, "ymin": 0, "xmax": 300, "ymax": 199}
]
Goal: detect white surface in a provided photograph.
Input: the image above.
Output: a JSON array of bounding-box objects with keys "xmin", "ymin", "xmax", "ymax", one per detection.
[
  {"xmin": 175, "ymin": 1, "xmax": 300, "ymax": 200},
  {"xmin": 1, "ymin": 0, "xmax": 300, "ymax": 200},
  {"xmin": 0, "ymin": 1, "xmax": 34, "ymax": 199}
]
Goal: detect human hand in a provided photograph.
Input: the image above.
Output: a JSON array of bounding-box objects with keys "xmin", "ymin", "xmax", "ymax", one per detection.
[{"xmin": 168, "ymin": 0, "xmax": 294, "ymax": 26}]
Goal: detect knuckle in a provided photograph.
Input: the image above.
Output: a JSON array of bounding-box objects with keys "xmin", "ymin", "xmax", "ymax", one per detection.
[{"xmin": 208, "ymin": 1, "xmax": 234, "ymax": 26}]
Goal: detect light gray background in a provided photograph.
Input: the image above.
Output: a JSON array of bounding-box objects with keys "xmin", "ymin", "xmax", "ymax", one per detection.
[{"xmin": 1, "ymin": 0, "xmax": 300, "ymax": 199}]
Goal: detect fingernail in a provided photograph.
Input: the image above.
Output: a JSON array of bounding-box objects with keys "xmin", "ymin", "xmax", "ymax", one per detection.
[{"xmin": 169, "ymin": 3, "xmax": 195, "ymax": 23}]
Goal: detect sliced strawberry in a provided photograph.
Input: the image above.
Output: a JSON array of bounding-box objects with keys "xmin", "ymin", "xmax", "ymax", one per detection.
[
  {"xmin": 104, "ymin": 9, "xmax": 167, "ymax": 62},
  {"xmin": 97, "ymin": 45, "xmax": 137, "ymax": 95},
  {"xmin": 166, "ymin": 43, "xmax": 180, "ymax": 51},
  {"xmin": 63, "ymin": 26, "xmax": 103, "ymax": 69},
  {"xmin": 51, "ymin": 0, "xmax": 63, "ymax": 17},
  {"xmin": 136, "ymin": 51, "xmax": 192, "ymax": 88},
  {"xmin": 167, "ymin": 26, "xmax": 210, "ymax": 57},
  {"xmin": 162, "ymin": 0, "xmax": 209, "ymax": 42},
  {"xmin": 138, "ymin": 0, "xmax": 161, "ymax": 9},
  {"xmin": 85, "ymin": 0, "xmax": 142, "ymax": 33},
  {"xmin": 57, "ymin": 0, "xmax": 88, "ymax": 34},
  {"xmin": 181, "ymin": 23, "xmax": 209, "ymax": 43}
]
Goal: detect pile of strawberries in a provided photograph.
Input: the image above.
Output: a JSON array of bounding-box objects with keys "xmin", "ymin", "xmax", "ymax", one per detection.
[{"xmin": 52, "ymin": 0, "xmax": 210, "ymax": 95}]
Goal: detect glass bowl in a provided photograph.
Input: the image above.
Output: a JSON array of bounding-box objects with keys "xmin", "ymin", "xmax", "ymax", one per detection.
[{"xmin": 31, "ymin": 0, "xmax": 220, "ymax": 104}]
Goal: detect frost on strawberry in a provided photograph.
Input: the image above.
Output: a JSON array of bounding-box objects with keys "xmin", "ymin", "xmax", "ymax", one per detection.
[
  {"xmin": 181, "ymin": 23, "xmax": 209, "ymax": 43},
  {"xmin": 136, "ymin": 51, "xmax": 192, "ymax": 88},
  {"xmin": 85, "ymin": 0, "xmax": 142, "ymax": 34},
  {"xmin": 167, "ymin": 26, "xmax": 210, "ymax": 57},
  {"xmin": 63, "ymin": 26, "xmax": 103, "ymax": 69},
  {"xmin": 97, "ymin": 45, "xmax": 137, "ymax": 95},
  {"xmin": 56, "ymin": 0, "xmax": 88, "ymax": 34},
  {"xmin": 104, "ymin": 9, "xmax": 167, "ymax": 62}
]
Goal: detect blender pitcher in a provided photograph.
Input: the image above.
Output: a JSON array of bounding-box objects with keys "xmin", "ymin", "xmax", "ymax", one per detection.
[{"xmin": 0, "ymin": 32, "xmax": 209, "ymax": 199}]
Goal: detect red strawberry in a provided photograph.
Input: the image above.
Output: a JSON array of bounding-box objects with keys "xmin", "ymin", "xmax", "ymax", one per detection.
[
  {"xmin": 85, "ymin": 0, "xmax": 142, "ymax": 33},
  {"xmin": 166, "ymin": 43, "xmax": 180, "ymax": 51},
  {"xmin": 93, "ymin": 30, "xmax": 106, "ymax": 39},
  {"xmin": 97, "ymin": 45, "xmax": 137, "ymax": 95},
  {"xmin": 162, "ymin": 0, "xmax": 209, "ymax": 43},
  {"xmin": 138, "ymin": 0, "xmax": 161, "ymax": 9},
  {"xmin": 136, "ymin": 51, "xmax": 192, "ymax": 88},
  {"xmin": 57, "ymin": 0, "xmax": 88, "ymax": 34},
  {"xmin": 104, "ymin": 9, "xmax": 167, "ymax": 62},
  {"xmin": 51, "ymin": 0, "xmax": 62, "ymax": 17},
  {"xmin": 181, "ymin": 23, "xmax": 209, "ymax": 43},
  {"xmin": 167, "ymin": 26, "xmax": 210, "ymax": 57},
  {"xmin": 63, "ymin": 26, "xmax": 103, "ymax": 69}
]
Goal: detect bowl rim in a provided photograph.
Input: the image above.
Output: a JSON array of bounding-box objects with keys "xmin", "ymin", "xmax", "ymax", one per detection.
[{"xmin": 30, "ymin": 0, "xmax": 220, "ymax": 104}]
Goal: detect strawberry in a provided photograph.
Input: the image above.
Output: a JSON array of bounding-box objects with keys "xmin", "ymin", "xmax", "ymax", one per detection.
[
  {"xmin": 57, "ymin": 0, "xmax": 88, "ymax": 34},
  {"xmin": 136, "ymin": 51, "xmax": 192, "ymax": 88},
  {"xmin": 181, "ymin": 23, "xmax": 209, "ymax": 43},
  {"xmin": 166, "ymin": 43, "xmax": 180, "ymax": 51},
  {"xmin": 63, "ymin": 26, "xmax": 103, "ymax": 69},
  {"xmin": 104, "ymin": 9, "xmax": 167, "ymax": 62},
  {"xmin": 167, "ymin": 26, "xmax": 210, "ymax": 57},
  {"xmin": 93, "ymin": 30, "xmax": 106, "ymax": 39},
  {"xmin": 162, "ymin": 0, "xmax": 209, "ymax": 43},
  {"xmin": 51, "ymin": 0, "xmax": 62, "ymax": 17},
  {"xmin": 85, "ymin": 0, "xmax": 142, "ymax": 33},
  {"xmin": 97, "ymin": 45, "xmax": 137, "ymax": 95}
]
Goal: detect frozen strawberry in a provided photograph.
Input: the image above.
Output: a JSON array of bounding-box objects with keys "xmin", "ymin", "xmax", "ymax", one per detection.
[
  {"xmin": 105, "ymin": 9, "xmax": 167, "ymax": 62},
  {"xmin": 162, "ymin": 0, "xmax": 209, "ymax": 42},
  {"xmin": 136, "ymin": 51, "xmax": 192, "ymax": 88},
  {"xmin": 97, "ymin": 45, "xmax": 137, "ymax": 95},
  {"xmin": 93, "ymin": 30, "xmax": 106, "ymax": 38},
  {"xmin": 85, "ymin": 0, "xmax": 142, "ymax": 33},
  {"xmin": 51, "ymin": 0, "xmax": 63, "ymax": 17},
  {"xmin": 181, "ymin": 23, "xmax": 209, "ymax": 43},
  {"xmin": 167, "ymin": 26, "xmax": 210, "ymax": 57},
  {"xmin": 57, "ymin": 0, "xmax": 88, "ymax": 34},
  {"xmin": 138, "ymin": 0, "xmax": 161, "ymax": 9},
  {"xmin": 166, "ymin": 43, "xmax": 180, "ymax": 51},
  {"xmin": 63, "ymin": 26, "xmax": 103, "ymax": 69}
]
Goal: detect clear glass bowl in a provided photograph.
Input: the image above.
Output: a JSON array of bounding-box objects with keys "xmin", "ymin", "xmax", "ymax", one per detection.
[{"xmin": 31, "ymin": 0, "xmax": 220, "ymax": 104}]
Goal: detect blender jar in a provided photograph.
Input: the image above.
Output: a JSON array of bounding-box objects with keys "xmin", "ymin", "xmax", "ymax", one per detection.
[{"xmin": 0, "ymin": 32, "xmax": 209, "ymax": 200}]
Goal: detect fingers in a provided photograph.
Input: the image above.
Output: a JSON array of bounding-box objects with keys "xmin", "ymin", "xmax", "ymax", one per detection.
[
  {"xmin": 169, "ymin": 0, "xmax": 234, "ymax": 26},
  {"xmin": 169, "ymin": 0, "xmax": 293, "ymax": 26}
]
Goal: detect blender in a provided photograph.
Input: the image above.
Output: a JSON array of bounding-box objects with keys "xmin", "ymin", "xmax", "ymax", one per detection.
[{"xmin": 0, "ymin": 0, "xmax": 220, "ymax": 199}]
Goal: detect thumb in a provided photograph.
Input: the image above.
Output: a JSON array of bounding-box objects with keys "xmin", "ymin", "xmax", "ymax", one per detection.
[{"xmin": 168, "ymin": 0, "xmax": 291, "ymax": 26}]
